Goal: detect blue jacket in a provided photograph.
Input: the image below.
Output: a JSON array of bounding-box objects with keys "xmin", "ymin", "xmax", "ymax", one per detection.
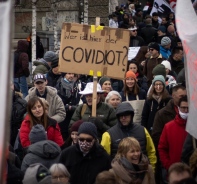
[{"xmin": 159, "ymin": 45, "xmax": 171, "ymax": 59}]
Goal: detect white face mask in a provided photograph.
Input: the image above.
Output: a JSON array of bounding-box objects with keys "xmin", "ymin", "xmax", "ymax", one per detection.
[{"xmin": 178, "ymin": 107, "xmax": 188, "ymax": 120}]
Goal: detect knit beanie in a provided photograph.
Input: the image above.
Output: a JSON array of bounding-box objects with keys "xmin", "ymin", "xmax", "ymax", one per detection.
[
  {"xmin": 152, "ymin": 75, "xmax": 166, "ymax": 86},
  {"xmin": 71, "ymin": 120, "xmax": 84, "ymax": 132},
  {"xmin": 158, "ymin": 26, "xmax": 166, "ymax": 33},
  {"xmin": 78, "ymin": 122, "xmax": 98, "ymax": 139},
  {"xmin": 51, "ymin": 60, "xmax": 59, "ymax": 69},
  {"xmin": 99, "ymin": 77, "xmax": 111, "ymax": 87},
  {"xmin": 125, "ymin": 70, "xmax": 136, "ymax": 79},
  {"xmin": 152, "ymin": 64, "xmax": 166, "ymax": 78},
  {"xmin": 148, "ymin": 42, "xmax": 160, "ymax": 52},
  {"xmin": 43, "ymin": 51, "xmax": 58, "ymax": 63},
  {"xmin": 29, "ymin": 124, "xmax": 47, "ymax": 144},
  {"xmin": 161, "ymin": 60, "xmax": 171, "ymax": 71},
  {"xmin": 161, "ymin": 36, "xmax": 171, "ymax": 46},
  {"xmin": 23, "ymin": 163, "xmax": 52, "ymax": 184}
]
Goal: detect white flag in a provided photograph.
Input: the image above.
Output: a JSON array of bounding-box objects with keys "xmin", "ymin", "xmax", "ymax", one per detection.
[
  {"xmin": 151, "ymin": 0, "xmax": 174, "ymax": 23},
  {"xmin": 0, "ymin": 0, "xmax": 12, "ymax": 182},
  {"xmin": 176, "ymin": 0, "xmax": 197, "ymax": 139}
]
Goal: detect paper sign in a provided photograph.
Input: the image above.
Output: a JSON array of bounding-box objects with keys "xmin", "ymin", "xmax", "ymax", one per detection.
[
  {"xmin": 59, "ymin": 23, "xmax": 130, "ymax": 79},
  {"xmin": 128, "ymin": 47, "xmax": 140, "ymax": 60}
]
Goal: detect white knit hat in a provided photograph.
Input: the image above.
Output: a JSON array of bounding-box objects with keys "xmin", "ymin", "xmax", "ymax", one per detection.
[{"xmin": 161, "ymin": 60, "xmax": 171, "ymax": 71}]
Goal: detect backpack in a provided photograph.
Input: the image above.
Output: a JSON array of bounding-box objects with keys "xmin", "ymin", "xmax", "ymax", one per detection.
[
  {"xmin": 14, "ymin": 51, "xmax": 21, "ymax": 74},
  {"xmin": 12, "ymin": 94, "xmax": 27, "ymax": 124}
]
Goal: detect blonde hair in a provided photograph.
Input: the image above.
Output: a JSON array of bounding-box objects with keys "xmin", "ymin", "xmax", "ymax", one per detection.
[
  {"xmin": 115, "ymin": 137, "xmax": 141, "ymax": 159},
  {"xmin": 49, "ymin": 163, "xmax": 70, "ymax": 178}
]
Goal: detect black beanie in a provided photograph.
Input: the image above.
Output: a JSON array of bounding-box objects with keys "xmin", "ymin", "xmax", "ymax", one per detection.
[
  {"xmin": 99, "ymin": 77, "xmax": 111, "ymax": 87},
  {"xmin": 148, "ymin": 42, "xmax": 160, "ymax": 52},
  {"xmin": 78, "ymin": 122, "xmax": 98, "ymax": 139},
  {"xmin": 51, "ymin": 60, "xmax": 58, "ymax": 69}
]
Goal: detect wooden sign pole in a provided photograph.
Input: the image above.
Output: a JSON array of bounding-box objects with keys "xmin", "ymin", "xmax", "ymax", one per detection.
[{"xmin": 92, "ymin": 76, "xmax": 98, "ymax": 117}]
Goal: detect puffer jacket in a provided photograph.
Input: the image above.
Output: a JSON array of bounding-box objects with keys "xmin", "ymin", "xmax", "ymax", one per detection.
[
  {"xmin": 25, "ymin": 86, "xmax": 66, "ymax": 123},
  {"xmin": 14, "ymin": 40, "xmax": 30, "ymax": 78},
  {"xmin": 19, "ymin": 115, "xmax": 64, "ymax": 148},
  {"xmin": 33, "ymin": 58, "xmax": 50, "ymax": 76},
  {"xmin": 21, "ymin": 140, "xmax": 61, "ymax": 172}
]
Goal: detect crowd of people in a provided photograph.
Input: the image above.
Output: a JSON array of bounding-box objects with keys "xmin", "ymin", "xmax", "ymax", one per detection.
[{"xmin": 9, "ymin": 0, "xmax": 197, "ymax": 184}]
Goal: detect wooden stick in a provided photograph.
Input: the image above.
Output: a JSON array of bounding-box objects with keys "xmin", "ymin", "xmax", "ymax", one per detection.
[{"xmin": 92, "ymin": 76, "xmax": 97, "ymax": 117}]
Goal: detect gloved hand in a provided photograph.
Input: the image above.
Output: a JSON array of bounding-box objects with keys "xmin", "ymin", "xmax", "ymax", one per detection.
[{"xmin": 88, "ymin": 117, "xmax": 104, "ymax": 131}]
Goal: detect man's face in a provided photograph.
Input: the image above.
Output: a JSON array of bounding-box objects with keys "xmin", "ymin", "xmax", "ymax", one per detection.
[
  {"xmin": 119, "ymin": 114, "xmax": 132, "ymax": 126},
  {"xmin": 153, "ymin": 16, "xmax": 158, "ymax": 22},
  {"xmin": 34, "ymin": 81, "xmax": 47, "ymax": 94},
  {"xmin": 148, "ymin": 48, "xmax": 159, "ymax": 58},
  {"xmin": 168, "ymin": 171, "xmax": 190, "ymax": 184},
  {"xmin": 161, "ymin": 18, "xmax": 167, "ymax": 25},
  {"xmin": 179, "ymin": 101, "xmax": 189, "ymax": 113},
  {"xmin": 65, "ymin": 73, "xmax": 74, "ymax": 82},
  {"xmin": 174, "ymin": 50, "xmax": 183, "ymax": 61},
  {"xmin": 172, "ymin": 89, "xmax": 187, "ymax": 106},
  {"xmin": 85, "ymin": 94, "xmax": 101, "ymax": 106},
  {"xmin": 130, "ymin": 29, "xmax": 137, "ymax": 37}
]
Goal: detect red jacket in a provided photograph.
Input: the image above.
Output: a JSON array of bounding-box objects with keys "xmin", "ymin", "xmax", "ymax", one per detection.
[
  {"xmin": 158, "ymin": 114, "xmax": 187, "ymax": 170},
  {"xmin": 19, "ymin": 115, "xmax": 64, "ymax": 148}
]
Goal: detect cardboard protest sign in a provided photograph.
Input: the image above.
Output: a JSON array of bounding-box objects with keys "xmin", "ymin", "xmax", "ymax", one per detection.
[
  {"xmin": 176, "ymin": 0, "xmax": 197, "ymax": 139},
  {"xmin": 59, "ymin": 23, "xmax": 130, "ymax": 79}
]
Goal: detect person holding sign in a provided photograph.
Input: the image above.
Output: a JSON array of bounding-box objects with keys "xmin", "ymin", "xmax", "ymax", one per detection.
[{"xmin": 70, "ymin": 82, "xmax": 117, "ymax": 140}]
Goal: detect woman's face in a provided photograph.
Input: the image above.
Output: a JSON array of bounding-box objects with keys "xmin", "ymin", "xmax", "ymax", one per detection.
[
  {"xmin": 52, "ymin": 173, "xmax": 69, "ymax": 184},
  {"xmin": 126, "ymin": 148, "xmax": 141, "ymax": 165},
  {"xmin": 31, "ymin": 101, "xmax": 44, "ymax": 119},
  {"xmin": 129, "ymin": 63, "xmax": 138, "ymax": 74},
  {"xmin": 108, "ymin": 94, "xmax": 121, "ymax": 108},
  {"xmin": 71, "ymin": 131, "xmax": 78, "ymax": 144},
  {"xmin": 126, "ymin": 78, "xmax": 135, "ymax": 88},
  {"xmin": 102, "ymin": 81, "xmax": 111, "ymax": 93},
  {"xmin": 154, "ymin": 81, "xmax": 164, "ymax": 94}
]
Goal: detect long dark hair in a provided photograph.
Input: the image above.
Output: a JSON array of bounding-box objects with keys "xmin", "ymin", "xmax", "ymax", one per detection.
[
  {"xmin": 27, "ymin": 96, "xmax": 47, "ymax": 129},
  {"xmin": 123, "ymin": 79, "xmax": 140, "ymax": 96},
  {"xmin": 127, "ymin": 60, "xmax": 144, "ymax": 77}
]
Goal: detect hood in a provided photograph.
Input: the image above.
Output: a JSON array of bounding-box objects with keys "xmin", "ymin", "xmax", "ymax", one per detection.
[
  {"xmin": 174, "ymin": 114, "xmax": 187, "ymax": 126},
  {"xmin": 33, "ymin": 58, "xmax": 49, "ymax": 67},
  {"xmin": 28, "ymin": 140, "xmax": 61, "ymax": 158},
  {"xmin": 116, "ymin": 102, "xmax": 134, "ymax": 117},
  {"xmin": 17, "ymin": 40, "xmax": 29, "ymax": 53}
]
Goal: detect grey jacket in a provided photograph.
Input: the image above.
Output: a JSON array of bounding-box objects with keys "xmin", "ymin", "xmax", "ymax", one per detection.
[
  {"xmin": 25, "ymin": 86, "xmax": 66, "ymax": 123},
  {"xmin": 21, "ymin": 140, "xmax": 61, "ymax": 172}
]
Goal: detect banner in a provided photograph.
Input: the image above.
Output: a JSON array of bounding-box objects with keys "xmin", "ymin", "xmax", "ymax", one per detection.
[
  {"xmin": 176, "ymin": 0, "xmax": 197, "ymax": 139},
  {"xmin": 59, "ymin": 23, "xmax": 130, "ymax": 79},
  {"xmin": 151, "ymin": 0, "xmax": 174, "ymax": 22},
  {"xmin": 0, "ymin": 0, "xmax": 13, "ymax": 182}
]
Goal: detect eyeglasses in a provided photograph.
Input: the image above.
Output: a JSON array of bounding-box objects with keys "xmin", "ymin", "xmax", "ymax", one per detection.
[
  {"xmin": 119, "ymin": 114, "xmax": 131, "ymax": 118},
  {"xmin": 78, "ymin": 138, "xmax": 94, "ymax": 143},
  {"xmin": 180, "ymin": 106, "xmax": 188, "ymax": 110},
  {"xmin": 132, "ymin": 30, "xmax": 137, "ymax": 32},
  {"xmin": 154, "ymin": 83, "xmax": 163, "ymax": 86},
  {"xmin": 149, "ymin": 48, "xmax": 154, "ymax": 51},
  {"xmin": 52, "ymin": 175, "xmax": 67, "ymax": 180}
]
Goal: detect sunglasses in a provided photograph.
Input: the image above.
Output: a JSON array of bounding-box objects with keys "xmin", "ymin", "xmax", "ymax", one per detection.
[
  {"xmin": 78, "ymin": 138, "xmax": 94, "ymax": 143},
  {"xmin": 149, "ymin": 48, "xmax": 154, "ymax": 51},
  {"xmin": 132, "ymin": 30, "xmax": 137, "ymax": 32}
]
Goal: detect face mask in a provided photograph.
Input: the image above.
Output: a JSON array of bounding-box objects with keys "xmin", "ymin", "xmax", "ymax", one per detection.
[
  {"xmin": 78, "ymin": 141, "xmax": 94, "ymax": 153},
  {"xmin": 178, "ymin": 107, "xmax": 188, "ymax": 120}
]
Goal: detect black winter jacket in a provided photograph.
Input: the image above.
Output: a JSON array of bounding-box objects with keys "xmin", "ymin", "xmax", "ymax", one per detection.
[{"xmin": 59, "ymin": 143, "xmax": 111, "ymax": 184}]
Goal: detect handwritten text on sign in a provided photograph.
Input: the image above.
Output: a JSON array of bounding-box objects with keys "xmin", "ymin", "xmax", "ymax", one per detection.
[{"xmin": 59, "ymin": 23, "xmax": 130, "ymax": 79}]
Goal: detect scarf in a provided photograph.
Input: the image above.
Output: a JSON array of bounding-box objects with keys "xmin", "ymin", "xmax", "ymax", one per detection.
[
  {"xmin": 60, "ymin": 78, "xmax": 74, "ymax": 98},
  {"xmin": 111, "ymin": 154, "xmax": 149, "ymax": 184},
  {"xmin": 152, "ymin": 94, "xmax": 162, "ymax": 104}
]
